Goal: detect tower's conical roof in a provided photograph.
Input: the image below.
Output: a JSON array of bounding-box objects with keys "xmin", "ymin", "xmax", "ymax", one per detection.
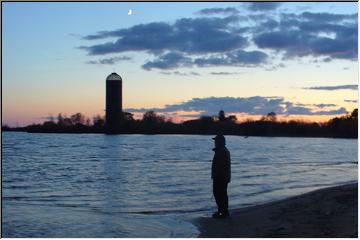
[{"xmin": 106, "ymin": 72, "xmax": 122, "ymax": 81}]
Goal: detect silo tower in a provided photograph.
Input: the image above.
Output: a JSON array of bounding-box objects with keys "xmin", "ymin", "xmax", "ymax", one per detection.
[{"xmin": 105, "ymin": 72, "xmax": 122, "ymax": 133}]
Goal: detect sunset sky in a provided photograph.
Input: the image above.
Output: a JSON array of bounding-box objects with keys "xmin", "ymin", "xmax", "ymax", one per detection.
[{"xmin": 2, "ymin": 2, "xmax": 358, "ymax": 126}]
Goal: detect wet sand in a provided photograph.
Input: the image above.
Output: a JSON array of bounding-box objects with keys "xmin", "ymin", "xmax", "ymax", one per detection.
[{"xmin": 196, "ymin": 183, "xmax": 358, "ymax": 238}]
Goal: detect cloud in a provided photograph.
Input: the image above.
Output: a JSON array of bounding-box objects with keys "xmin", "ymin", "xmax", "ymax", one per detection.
[
  {"xmin": 262, "ymin": 19, "xmax": 279, "ymax": 29},
  {"xmin": 285, "ymin": 105, "xmax": 347, "ymax": 115},
  {"xmin": 142, "ymin": 52, "xmax": 192, "ymax": 70},
  {"xmin": 80, "ymin": 8, "xmax": 357, "ymax": 70},
  {"xmin": 314, "ymin": 103, "xmax": 337, "ymax": 108},
  {"xmin": 160, "ymin": 71, "xmax": 200, "ymax": 76},
  {"xmin": 197, "ymin": 7, "xmax": 239, "ymax": 15},
  {"xmin": 126, "ymin": 96, "xmax": 285, "ymax": 115},
  {"xmin": 246, "ymin": 3, "xmax": 282, "ymax": 11},
  {"xmin": 194, "ymin": 50, "xmax": 268, "ymax": 67},
  {"xmin": 265, "ymin": 63, "xmax": 286, "ymax": 71},
  {"xmin": 86, "ymin": 56, "xmax": 131, "ymax": 65},
  {"xmin": 81, "ymin": 16, "xmax": 247, "ymax": 55},
  {"xmin": 125, "ymin": 96, "xmax": 347, "ymax": 116},
  {"xmin": 210, "ymin": 72, "xmax": 242, "ymax": 75},
  {"xmin": 254, "ymin": 29, "xmax": 357, "ymax": 60},
  {"xmin": 301, "ymin": 12, "xmax": 357, "ymax": 23},
  {"xmin": 314, "ymin": 107, "xmax": 347, "ymax": 115},
  {"xmin": 254, "ymin": 12, "xmax": 358, "ymax": 61},
  {"xmin": 229, "ymin": 50, "xmax": 269, "ymax": 65},
  {"xmin": 303, "ymin": 85, "xmax": 358, "ymax": 91},
  {"xmin": 142, "ymin": 50, "xmax": 268, "ymax": 70},
  {"xmin": 344, "ymin": 99, "xmax": 357, "ymax": 103}
]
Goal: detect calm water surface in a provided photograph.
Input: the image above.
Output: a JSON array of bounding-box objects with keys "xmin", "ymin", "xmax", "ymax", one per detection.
[{"xmin": 3, "ymin": 132, "xmax": 358, "ymax": 237}]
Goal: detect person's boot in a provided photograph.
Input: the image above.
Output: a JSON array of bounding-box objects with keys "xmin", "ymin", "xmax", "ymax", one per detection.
[
  {"xmin": 212, "ymin": 212, "xmax": 227, "ymax": 219},
  {"xmin": 222, "ymin": 210, "xmax": 230, "ymax": 217}
]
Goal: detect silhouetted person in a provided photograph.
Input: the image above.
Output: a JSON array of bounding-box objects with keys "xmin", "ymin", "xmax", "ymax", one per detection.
[{"xmin": 211, "ymin": 134, "xmax": 231, "ymax": 218}]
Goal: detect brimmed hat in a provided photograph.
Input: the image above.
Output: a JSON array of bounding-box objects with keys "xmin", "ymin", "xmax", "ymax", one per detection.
[{"xmin": 212, "ymin": 134, "xmax": 225, "ymax": 142}]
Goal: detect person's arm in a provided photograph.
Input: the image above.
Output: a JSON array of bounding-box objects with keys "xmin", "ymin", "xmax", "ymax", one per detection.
[
  {"xmin": 212, "ymin": 151, "xmax": 222, "ymax": 179},
  {"xmin": 226, "ymin": 150, "xmax": 231, "ymax": 182},
  {"xmin": 214, "ymin": 150, "xmax": 228, "ymax": 181}
]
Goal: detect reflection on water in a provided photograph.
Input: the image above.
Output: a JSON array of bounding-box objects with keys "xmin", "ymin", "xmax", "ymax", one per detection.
[{"xmin": 3, "ymin": 132, "xmax": 357, "ymax": 237}]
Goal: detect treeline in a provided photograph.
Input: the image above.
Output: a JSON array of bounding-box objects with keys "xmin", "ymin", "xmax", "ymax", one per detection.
[{"xmin": 2, "ymin": 109, "xmax": 358, "ymax": 138}]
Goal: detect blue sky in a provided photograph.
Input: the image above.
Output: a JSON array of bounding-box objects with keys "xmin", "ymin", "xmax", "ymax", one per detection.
[{"xmin": 2, "ymin": 2, "xmax": 358, "ymax": 126}]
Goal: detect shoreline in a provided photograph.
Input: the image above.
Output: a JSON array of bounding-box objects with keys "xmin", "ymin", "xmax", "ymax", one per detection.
[
  {"xmin": 195, "ymin": 183, "xmax": 358, "ymax": 238},
  {"xmin": 2, "ymin": 130, "xmax": 357, "ymax": 139}
]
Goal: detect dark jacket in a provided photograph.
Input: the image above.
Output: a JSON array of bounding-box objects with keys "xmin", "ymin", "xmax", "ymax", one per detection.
[{"xmin": 211, "ymin": 147, "xmax": 231, "ymax": 183}]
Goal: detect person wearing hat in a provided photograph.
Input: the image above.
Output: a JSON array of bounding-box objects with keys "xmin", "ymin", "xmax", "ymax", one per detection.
[{"xmin": 211, "ymin": 134, "xmax": 231, "ymax": 218}]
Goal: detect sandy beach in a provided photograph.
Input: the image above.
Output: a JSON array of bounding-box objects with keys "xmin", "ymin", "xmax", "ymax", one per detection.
[{"xmin": 196, "ymin": 183, "xmax": 358, "ymax": 238}]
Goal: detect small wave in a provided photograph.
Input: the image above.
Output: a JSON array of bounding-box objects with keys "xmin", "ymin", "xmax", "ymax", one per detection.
[
  {"xmin": 240, "ymin": 183, "xmax": 259, "ymax": 187},
  {"xmin": 241, "ymin": 173, "xmax": 269, "ymax": 179},
  {"xmin": 68, "ymin": 144, "xmax": 83, "ymax": 148},
  {"xmin": 74, "ymin": 179, "xmax": 97, "ymax": 184},
  {"xmin": 245, "ymin": 187, "xmax": 284, "ymax": 197},
  {"xmin": 288, "ymin": 169, "xmax": 315, "ymax": 175},
  {"xmin": 54, "ymin": 203, "xmax": 91, "ymax": 208},
  {"xmin": 161, "ymin": 188, "xmax": 200, "ymax": 195},
  {"xmin": 3, "ymin": 194, "xmax": 92, "ymax": 201},
  {"xmin": 286, "ymin": 181, "xmax": 355, "ymax": 190},
  {"xmin": 5, "ymin": 185, "xmax": 32, "ymax": 190},
  {"xmin": 2, "ymin": 179, "xmax": 25, "ymax": 183},
  {"xmin": 275, "ymin": 161, "xmax": 357, "ymax": 166},
  {"xmin": 278, "ymin": 179, "xmax": 298, "ymax": 185},
  {"xmin": 3, "ymin": 196, "xmax": 32, "ymax": 200},
  {"xmin": 112, "ymin": 207, "xmax": 212, "ymax": 215},
  {"xmin": 47, "ymin": 145, "xmax": 60, "ymax": 148}
]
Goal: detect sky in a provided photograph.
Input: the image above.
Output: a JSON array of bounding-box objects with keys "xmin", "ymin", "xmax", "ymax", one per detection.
[{"xmin": 2, "ymin": 2, "xmax": 359, "ymax": 126}]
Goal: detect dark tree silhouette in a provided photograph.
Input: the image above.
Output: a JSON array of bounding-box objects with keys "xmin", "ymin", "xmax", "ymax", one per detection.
[
  {"xmin": 93, "ymin": 115, "xmax": 105, "ymax": 129},
  {"xmin": 85, "ymin": 118, "xmax": 92, "ymax": 126},
  {"xmin": 350, "ymin": 109, "xmax": 358, "ymax": 120},
  {"xmin": 261, "ymin": 112, "xmax": 277, "ymax": 122},
  {"xmin": 4, "ymin": 109, "xmax": 356, "ymax": 138},
  {"xmin": 142, "ymin": 111, "xmax": 165, "ymax": 124},
  {"xmin": 218, "ymin": 110, "xmax": 226, "ymax": 122},
  {"xmin": 48, "ymin": 114, "xmax": 55, "ymax": 123},
  {"xmin": 57, "ymin": 113, "xmax": 65, "ymax": 126},
  {"xmin": 70, "ymin": 113, "xmax": 86, "ymax": 125},
  {"xmin": 141, "ymin": 111, "xmax": 165, "ymax": 133},
  {"xmin": 328, "ymin": 108, "xmax": 357, "ymax": 138},
  {"xmin": 227, "ymin": 115, "xmax": 237, "ymax": 123},
  {"xmin": 122, "ymin": 112, "xmax": 134, "ymax": 121}
]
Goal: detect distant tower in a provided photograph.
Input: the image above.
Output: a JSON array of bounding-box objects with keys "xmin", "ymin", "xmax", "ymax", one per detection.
[{"xmin": 105, "ymin": 72, "xmax": 122, "ymax": 133}]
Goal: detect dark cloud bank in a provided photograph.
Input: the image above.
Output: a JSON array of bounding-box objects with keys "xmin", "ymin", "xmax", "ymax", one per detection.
[
  {"xmin": 254, "ymin": 12, "xmax": 358, "ymax": 60},
  {"xmin": 125, "ymin": 96, "xmax": 347, "ymax": 117},
  {"xmin": 80, "ymin": 6, "xmax": 357, "ymax": 69}
]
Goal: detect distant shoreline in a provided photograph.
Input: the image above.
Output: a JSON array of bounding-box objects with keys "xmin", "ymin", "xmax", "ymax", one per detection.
[
  {"xmin": 195, "ymin": 183, "xmax": 358, "ymax": 238},
  {"xmin": 2, "ymin": 128, "xmax": 358, "ymax": 139},
  {"xmin": 3, "ymin": 127, "xmax": 358, "ymax": 139},
  {"xmin": 3, "ymin": 109, "xmax": 357, "ymax": 138}
]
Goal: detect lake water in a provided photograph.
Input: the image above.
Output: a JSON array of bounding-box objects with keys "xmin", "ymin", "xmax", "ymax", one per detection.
[{"xmin": 2, "ymin": 132, "xmax": 358, "ymax": 237}]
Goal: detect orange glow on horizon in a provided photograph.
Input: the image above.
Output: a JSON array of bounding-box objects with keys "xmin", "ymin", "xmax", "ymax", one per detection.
[
  {"xmin": 1, "ymin": 110, "xmax": 350, "ymax": 127},
  {"xmin": 129, "ymin": 111, "xmax": 342, "ymax": 124}
]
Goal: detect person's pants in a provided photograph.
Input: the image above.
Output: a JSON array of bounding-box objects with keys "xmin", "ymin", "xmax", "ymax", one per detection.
[{"xmin": 213, "ymin": 180, "xmax": 229, "ymax": 214}]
